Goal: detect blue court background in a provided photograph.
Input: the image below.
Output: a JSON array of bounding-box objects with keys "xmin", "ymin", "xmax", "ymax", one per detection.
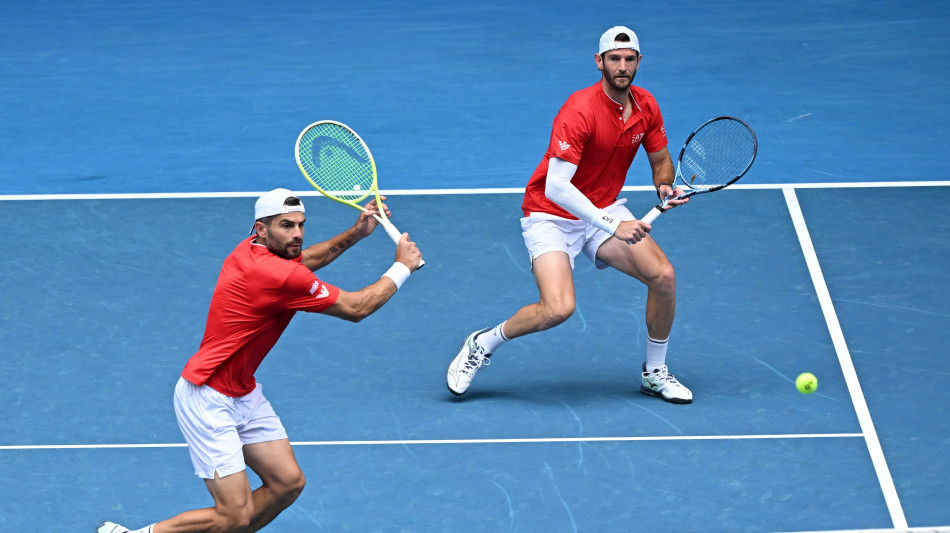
[
  {"xmin": 2, "ymin": 1, "xmax": 949, "ymax": 532},
  {"xmin": 2, "ymin": 0, "xmax": 948, "ymax": 194}
]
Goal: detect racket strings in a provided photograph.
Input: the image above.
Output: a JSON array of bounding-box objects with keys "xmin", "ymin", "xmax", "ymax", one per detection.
[
  {"xmin": 681, "ymin": 120, "xmax": 756, "ymax": 190},
  {"xmin": 298, "ymin": 127, "xmax": 374, "ymax": 201}
]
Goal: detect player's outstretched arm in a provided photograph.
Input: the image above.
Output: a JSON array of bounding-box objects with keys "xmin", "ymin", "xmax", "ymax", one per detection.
[
  {"xmin": 321, "ymin": 281, "xmax": 397, "ymax": 323},
  {"xmin": 320, "ymin": 233, "xmax": 422, "ymax": 322}
]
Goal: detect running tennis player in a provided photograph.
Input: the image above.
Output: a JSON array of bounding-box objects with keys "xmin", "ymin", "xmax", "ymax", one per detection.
[
  {"xmin": 447, "ymin": 26, "xmax": 693, "ymax": 403},
  {"xmin": 98, "ymin": 189, "xmax": 422, "ymax": 533}
]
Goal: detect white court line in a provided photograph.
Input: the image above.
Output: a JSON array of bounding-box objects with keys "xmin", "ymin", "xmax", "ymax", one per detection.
[
  {"xmin": 1, "ymin": 180, "xmax": 949, "ymax": 201},
  {"xmin": 0, "ymin": 432, "xmax": 862, "ymax": 450},
  {"xmin": 782, "ymin": 186, "xmax": 907, "ymax": 530}
]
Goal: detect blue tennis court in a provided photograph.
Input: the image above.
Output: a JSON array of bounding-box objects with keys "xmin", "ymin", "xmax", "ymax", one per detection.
[{"xmin": 2, "ymin": 1, "xmax": 949, "ymax": 532}]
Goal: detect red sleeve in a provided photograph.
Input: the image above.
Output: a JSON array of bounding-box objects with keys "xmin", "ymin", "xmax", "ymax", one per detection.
[
  {"xmin": 546, "ymin": 105, "xmax": 591, "ymax": 165},
  {"xmin": 274, "ymin": 263, "xmax": 341, "ymax": 313},
  {"xmin": 641, "ymin": 99, "xmax": 668, "ymax": 153}
]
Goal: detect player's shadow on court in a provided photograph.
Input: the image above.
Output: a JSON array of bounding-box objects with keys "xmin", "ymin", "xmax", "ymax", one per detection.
[{"xmin": 441, "ymin": 377, "xmax": 641, "ymax": 405}]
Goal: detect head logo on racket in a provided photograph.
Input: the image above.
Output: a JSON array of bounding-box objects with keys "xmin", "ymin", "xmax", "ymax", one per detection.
[{"xmin": 295, "ymin": 120, "xmax": 425, "ymax": 266}]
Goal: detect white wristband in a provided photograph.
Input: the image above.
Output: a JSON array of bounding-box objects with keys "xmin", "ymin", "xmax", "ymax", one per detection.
[
  {"xmin": 381, "ymin": 262, "xmax": 411, "ymax": 290},
  {"xmin": 591, "ymin": 209, "xmax": 621, "ymax": 235}
]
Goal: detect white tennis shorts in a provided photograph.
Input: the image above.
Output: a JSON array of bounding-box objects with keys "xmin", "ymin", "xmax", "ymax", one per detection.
[
  {"xmin": 173, "ymin": 377, "xmax": 288, "ymax": 479},
  {"xmin": 521, "ymin": 198, "xmax": 633, "ymax": 270}
]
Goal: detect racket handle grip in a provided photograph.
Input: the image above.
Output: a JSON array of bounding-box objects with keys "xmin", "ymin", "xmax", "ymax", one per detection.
[
  {"xmin": 380, "ymin": 218, "xmax": 402, "ymax": 244},
  {"xmin": 640, "ymin": 206, "xmax": 663, "ymax": 225},
  {"xmin": 380, "ymin": 218, "xmax": 426, "ymax": 268}
]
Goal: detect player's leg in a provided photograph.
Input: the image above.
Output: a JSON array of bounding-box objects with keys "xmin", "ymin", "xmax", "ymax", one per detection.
[
  {"xmin": 138, "ymin": 470, "xmax": 254, "ymax": 533},
  {"xmin": 476, "ymin": 249, "xmax": 579, "ymax": 348},
  {"xmin": 155, "ymin": 380, "xmax": 264, "ymax": 532},
  {"xmin": 98, "ymin": 379, "xmax": 263, "ymax": 533},
  {"xmin": 447, "ymin": 251, "xmax": 577, "ymax": 395},
  {"xmin": 502, "ymin": 251, "xmax": 577, "ymax": 338},
  {"xmin": 447, "ymin": 216, "xmax": 584, "ymax": 396},
  {"xmin": 595, "ymin": 235, "xmax": 675, "ymax": 339},
  {"xmin": 106, "ymin": 442, "xmax": 303, "ymax": 533},
  {"xmin": 98, "ymin": 465, "xmax": 259, "ymax": 533},
  {"xmin": 241, "ymin": 439, "xmax": 306, "ymax": 532},
  {"xmin": 595, "ymin": 232, "xmax": 692, "ymax": 404}
]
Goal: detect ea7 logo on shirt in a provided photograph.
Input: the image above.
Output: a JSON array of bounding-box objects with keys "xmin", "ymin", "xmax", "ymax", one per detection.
[
  {"xmin": 309, "ymin": 280, "xmax": 329, "ymax": 299},
  {"xmin": 631, "ymin": 133, "xmax": 644, "ymax": 144},
  {"xmin": 558, "ymin": 140, "xmax": 571, "ymax": 151}
]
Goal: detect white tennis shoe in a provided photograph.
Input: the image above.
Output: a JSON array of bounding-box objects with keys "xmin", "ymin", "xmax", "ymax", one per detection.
[
  {"xmin": 640, "ymin": 363, "xmax": 693, "ymax": 404},
  {"xmin": 96, "ymin": 523, "xmax": 129, "ymax": 533},
  {"xmin": 446, "ymin": 328, "xmax": 492, "ymax": 396}
]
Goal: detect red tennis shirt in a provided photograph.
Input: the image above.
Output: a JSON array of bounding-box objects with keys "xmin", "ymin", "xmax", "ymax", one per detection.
[
  {"xmin": 522, "ymin": 82, "xmax": 668, "ymax": 218},
  {"xmin": 181, "ymin": 236, "xmax": 341, "ymax": 397}
]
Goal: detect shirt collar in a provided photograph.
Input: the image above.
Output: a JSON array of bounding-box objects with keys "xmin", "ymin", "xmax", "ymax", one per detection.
[{"xmin": 599, "ymin": 85, "xmax": 641, "ymax": 113}]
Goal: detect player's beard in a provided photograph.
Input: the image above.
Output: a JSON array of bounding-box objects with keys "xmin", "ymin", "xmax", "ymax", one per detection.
[
  {"xmin": 277, "ymin": 239, "xmax": 303, "ymax": 259},
  {"xmin": 265, "ymin": 233, "xmax": 303, "ymax": 259},
  {"xmin": 605, "ymin": 68, "xmax": 637, "ymax": 92}
]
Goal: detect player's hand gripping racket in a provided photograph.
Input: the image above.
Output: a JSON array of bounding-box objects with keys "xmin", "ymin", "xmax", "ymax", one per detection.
[
  {"xmin": 641, "ymin": 116, "xmax": 757, "ymax": 224},
  {"xmin": 295, "ymin": 120, "xmax": 424, "ymax": 267}
]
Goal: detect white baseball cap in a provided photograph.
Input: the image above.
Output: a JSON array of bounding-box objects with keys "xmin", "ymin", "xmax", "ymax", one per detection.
[
  {"xmin": 598, "ymin": 26, "xmax": 640, "ymax": 54},
  {"xmin": 250, "ymin": 188, "xmax": 305, "ymax": 235}
]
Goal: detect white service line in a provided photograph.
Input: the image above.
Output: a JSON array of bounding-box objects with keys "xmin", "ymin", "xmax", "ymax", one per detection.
[
  {"xmin": 2, "ymin": 180, "xmax": 949, "ymax": 202},
  {"xmin": 782, "ymin": 186, "xmax": 907, "ymax": 530},
  {"xmin": 0, "ymin": 433, "xmax": 863, "ymax": 450}
]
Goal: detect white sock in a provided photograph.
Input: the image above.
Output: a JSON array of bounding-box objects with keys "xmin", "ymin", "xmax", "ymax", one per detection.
[
  {"xmin": 475, "ymin": 322, "xmax": 509, "ymax": 354},
  {"xmin": 645, "ymin": 336, "xmax": 669, "ymax": 373}
]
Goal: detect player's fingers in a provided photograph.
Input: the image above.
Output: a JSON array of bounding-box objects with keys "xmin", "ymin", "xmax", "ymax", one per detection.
[
  {"xmin": 371, "ymin": 199, "xmax": 392, "ymax": 217},
  {"xmin": 399, "ymin": 233, "xmax": 420, "ymax": 252}
]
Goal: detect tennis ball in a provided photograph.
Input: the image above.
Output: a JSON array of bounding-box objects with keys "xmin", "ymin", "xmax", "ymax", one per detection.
[{"xmin": 796, "ymin": 372, "xmax": 818, "ymax": 394}]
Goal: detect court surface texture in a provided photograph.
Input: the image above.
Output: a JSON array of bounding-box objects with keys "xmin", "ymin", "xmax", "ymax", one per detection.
[{"xmin": 1, "ymin": 1, "xmax": 948, "ymax": 532}]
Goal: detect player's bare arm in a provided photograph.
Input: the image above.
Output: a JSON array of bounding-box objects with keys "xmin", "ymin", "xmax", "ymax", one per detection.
[
  {"xmin": 322, "ymin": 282, "xmax": 398, "ymax": 323},
  {"xmin": 300, "ymin": 198, "xmax": 392, "ymax": 271},
  {"xmin": 648, "ymin": 147, "xmax": 689, "ymax": 208},
  {"xmin": 300, "ymin": 227, "xmax": 365, "ymax": 272},
  {"xmin": 319, "ymin": 230, "xmax": 422, "ymax": 322}
]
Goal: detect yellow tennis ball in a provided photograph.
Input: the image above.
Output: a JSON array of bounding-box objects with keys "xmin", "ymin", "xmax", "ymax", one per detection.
[{"xmin": 796, "ymin": 372, "xmax": 818, "ymax": 394}]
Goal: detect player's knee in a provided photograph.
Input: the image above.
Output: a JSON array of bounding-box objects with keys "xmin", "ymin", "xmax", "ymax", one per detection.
[
  {"xmin": 270, "ymin": 470, "xmax": 306, "ymax": 509},
  {"xmin": 652, "ymin": 263, "xmax": 676, "ymax": 296},
  {"xmin": 216, "ymin": 505, "xmax": 253, "ymax": 533},
  {"xmin": 539, "ymin": 302, "xmax": 574, "ymax": 330},
  {"xmin": 282, "ymin": 471, "xmax": 306, "ymax": 503}
]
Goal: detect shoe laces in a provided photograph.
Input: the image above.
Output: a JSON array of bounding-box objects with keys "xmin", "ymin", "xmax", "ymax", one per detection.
[
  {"xmin": 462, "ymin": 347, "xmax": 490, "ymax": 374},
  {"xmin": 651, "ymin": 365, "xmax": 678, "ymax": 384}
]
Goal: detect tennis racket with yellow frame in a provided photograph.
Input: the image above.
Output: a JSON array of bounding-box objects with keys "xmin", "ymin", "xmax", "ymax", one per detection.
[{"xmin": 295, "ymin": 120, "xmax": 424, "ymax": 266}]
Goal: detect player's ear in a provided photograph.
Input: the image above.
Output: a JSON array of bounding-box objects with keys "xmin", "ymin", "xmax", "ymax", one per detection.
[{"xmin": 594, "ymin": 53, "xmax": 604, "ymax": 70}]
